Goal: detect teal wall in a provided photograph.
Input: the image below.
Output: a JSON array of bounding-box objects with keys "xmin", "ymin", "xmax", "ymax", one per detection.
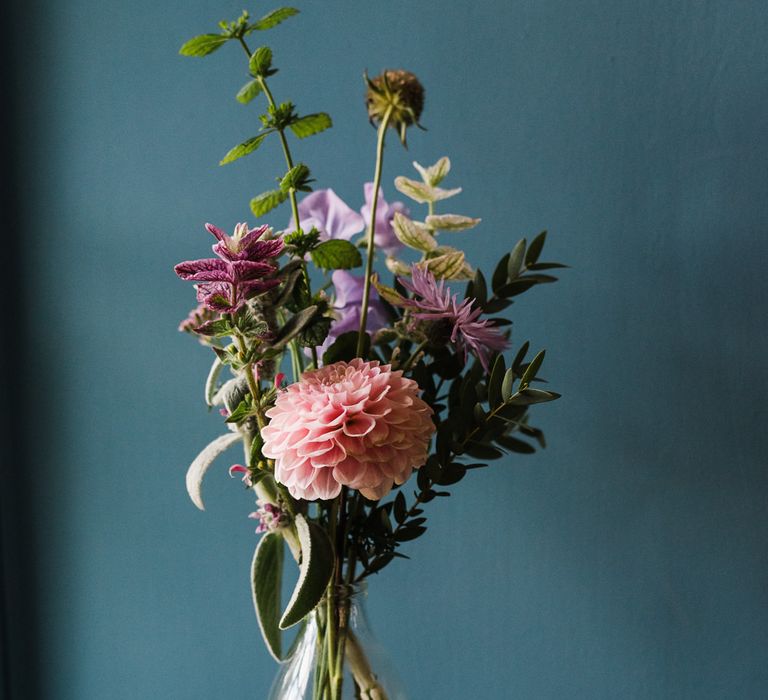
[{"xmin": 6, "ymin": 0, "xmax": 768, "ymax": 698}]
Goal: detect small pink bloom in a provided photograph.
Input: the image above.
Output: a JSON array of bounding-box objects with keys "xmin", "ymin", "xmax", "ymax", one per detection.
[{"xmin": 261, "ymin": 359, "xmax": 435, "ymax": 501}]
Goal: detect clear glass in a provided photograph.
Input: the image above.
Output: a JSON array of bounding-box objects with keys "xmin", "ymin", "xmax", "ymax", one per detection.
[{"xmin": 268, "ymin": 583, "xmax": 407, "ymax": 700}]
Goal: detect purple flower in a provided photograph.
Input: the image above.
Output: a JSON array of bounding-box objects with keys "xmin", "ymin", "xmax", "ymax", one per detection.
[
  {"xmin": 360, "ymin": 183, "xmax": 408, "ymax": 256},
  {"xmin": 249, "ymin": 499, "xmax": 289, "ymax": 533},
  {"xmin": 174, "ymin": 223, "xmax": 284, "ymax": 313},
  {"xmin": 399, "ymin": 265, "xmax": 509, "ymax": 371},
  {"xmin": 288, "ymin": 189, "xmax": 364, "ymax": 241},
  {"xmin": 316, "ymin": 270, "xmax": 390, "ymax": 356}
]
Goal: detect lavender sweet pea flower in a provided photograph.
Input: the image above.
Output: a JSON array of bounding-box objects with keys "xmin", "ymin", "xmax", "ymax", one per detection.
[
  {"xmin": 288, "ymin": 189, "xmax": 364, "ymax": 241},
  {"xmin": 360, "ymin": 183, "xmax": 409, "ymax": 256},
  {"xmin": 316, "ymin": 270, "xmax": 390, "ymax": 357}
]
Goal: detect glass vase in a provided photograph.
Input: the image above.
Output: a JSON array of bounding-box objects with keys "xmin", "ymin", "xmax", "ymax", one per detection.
[{"xmin": 268, "ymin": 583, "xmax": 407, "ymax": 700}]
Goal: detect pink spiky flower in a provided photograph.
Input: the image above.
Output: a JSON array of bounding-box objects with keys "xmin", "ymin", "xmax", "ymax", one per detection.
[
  {"xmin": 399, "ymin": 265, "xmax": 509, "ymax": 371},
  {"xmin": 261, "ymin": 359, "xmax": 435, "ymax": 501}
]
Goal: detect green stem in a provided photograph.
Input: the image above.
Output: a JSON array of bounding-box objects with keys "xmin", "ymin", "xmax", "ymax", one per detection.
[
  {"xmin": 356, "ymin": 105, "xmax": 395, "ymax": 356},
  {"xmin": 238, "ymin": 37, "xmax": 319, "ymax": 369}
]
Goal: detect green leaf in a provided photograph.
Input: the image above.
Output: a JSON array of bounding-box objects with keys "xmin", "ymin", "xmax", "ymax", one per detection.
[
  {"xmin": 507, "ymin": 239, "xmax": 526, "ymax": 280},
  {"xmin": 506, "ymin": 387, "xmax": 561, "ymax": 405},
  {"xmin": 519, "ymin": 349, "xmax": 545, "ymax": 390},
  {"xmin": 464, "ymin": 442, "xmax": 504, "ymax": 460},
  {"xmin": 425, "ymin": 214, "xmax": 481, "ymax": 231},
  {"xmin": 289, "ymin": 113, "xmax": 332, "ymax": 139},
  {"xmin": 392, "ymin": 212, "xmax": 437, "ymax": 252},
  {"xmin": 252, "ymin": 532, "xmax": 284, "ymax": 660},
  {"xmin": 488, "ymin": 354, "xmax": 506, "ymax": 408},
  {"xmin": 280, "ymin": 163, "xmax": 312, "ymax": 192},
  {"xmin": 225, "ymin": 399, "xmax": 252, "ymax": 424},
  {"xmin": 250, "ymin": 7, "xmax": 300, "ymax": 31},
  {"xmin": 249, "ymin": 46, "xmax": 273, "ymax": 76},
  {"xmin": 194, "ymin": 318, "xmax": 235, "ymax": 337},
  {"xmin": 279, "ymin": 514, "xmax": 334, "ymax": 629},
  {"xmin": 251, "ymin": 189, "xmax": 289, "ymax": 217},
  {"xmin": 501, "ymin": 368, "xmax": 515, "ymax": 402},
  {"xmin": 492, "ymin": 253, "xmax": 511, "ymax": 293},
  {"xmin": 220, "ymin": 134, "xmax": 269, "ymax": 165},
  {"xmin": 270, "ymin": 306, "xmax": 319, "ymax": 350},
  {"xmin": 412, "ymin": 156, "xmax": 451, "ymax": 186},
  {"xmin": 185, "ymin": 432, "xmax": 242, "ymax": 510},
  {"xmin": 393, "ymin": 491, "xmax": 407, "ymax": 523},
  {"xmin": 298, "ymin": 316, "xmax": 331, "ymax": 348},
  {"xmin": 179, "ymin": 34, "xmax": 228, "ymax": 57},
  {"xmin": 310, "ymin": 240, "xmax": 363, "ymax": 270},
  {"xmin": 470, "ymin": 269, "xmax": 487, "ymax": 307},
  {"xmin": 525, "ymin": 230, "xmax": 547, "ymax": 266},
  {"xmin": 497, "ymin": 435, "xmax": 536, "ymax": 454},
  {"xmin": 528, "ymin": 262, "xmax": 569, "ymax": 271},
  {"xmin": 236, "ymin": 79, "xmax": 263, "ymax": 104},
  {"xmin": 512, "ymin": 341, "xmax": 530, "ymax": 374},
  {"xmin": 323, "ymin": 331, "xmax": 370, "ymax": 365},
  {"xmin": 205, "ymin": 356, "xmax": 225, "ymax": 406}
]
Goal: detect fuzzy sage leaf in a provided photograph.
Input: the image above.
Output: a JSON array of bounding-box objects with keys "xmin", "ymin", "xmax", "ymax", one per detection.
[
  {"xmin": 185, "ymin": 432, "xmax": 242, "ymax": 510},
  {"xmin": 279, "ymin": 514, "xmax": 334, "ymax": 629},
  {"xmin": 252, "ymin": 532, "xmax": 285, "ymax": 661}
]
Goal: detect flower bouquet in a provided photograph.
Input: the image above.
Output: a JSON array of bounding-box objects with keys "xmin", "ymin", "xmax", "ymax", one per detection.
[{"xmin": 175, "ymin": 6, "xmax": 564, "ymax": 699}]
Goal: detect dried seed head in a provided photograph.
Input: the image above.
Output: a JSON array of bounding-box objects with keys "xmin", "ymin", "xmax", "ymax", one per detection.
[{"xmin": 365, "ymin": 69, "xmax": 425, "ymax": 145}]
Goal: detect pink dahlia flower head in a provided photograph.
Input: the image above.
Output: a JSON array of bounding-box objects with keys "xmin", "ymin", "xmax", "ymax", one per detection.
[{"xmin": 261, "ymin": 359, "xmax": 435, "ymax": 501}]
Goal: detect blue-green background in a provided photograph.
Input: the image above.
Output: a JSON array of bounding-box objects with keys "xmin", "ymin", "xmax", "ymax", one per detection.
[{"xmin": 4, "ymin": 1, "xmax": 767, "ymax": 698}]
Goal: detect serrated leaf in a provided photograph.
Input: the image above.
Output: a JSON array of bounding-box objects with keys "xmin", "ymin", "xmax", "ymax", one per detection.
[
  {"xmin": 488, "ymin": 354, "xmax": 506, "ymax": 408},
  {"xmin": 251, "ymin": 189, "xmax": 289, "ymax": 217},
  {"xmin": 195, "ymin": 318, "xmax": 235, "ymax": 337},
  {"xmin": 185, "ymin": 432, "xmax": 242, "ymax": 510},
  {"xmin": 205, "ymin": 356, "xmax": 225, "ymax": 407},
  {"xmin": 252, "ymin": 532, "xmax": 284, "ymax": 660},
  {"xmin": 236, "ymin": 79, "xmax": 263, "ymax": 104},
  {"xmin": 280, "ymin": 163, "xmax": 311, "ymax": 192},
  {"xmin": 249, "ymin": 46, "xmax": 273, "ymax": 76},
  {"xmin": 507, "ymin": 239, "xmax": 526, "ymax": 280},
  {"xmin": 421, "ymin": 250, "xmax": 465, "ymax": 280},
  {"xmin": 525, "ymin": 230, "xmax": 547, "ymax": 266},
  {"xmin": 394, "ymin": 176, "xmax": 462, "ymax": 204},
  {"xmin": 220, "ymin": 134, "xmax": 269, "ymax": 165},
  {"xmin": 250, "ymin": 7, "xmax": 300, "ymax": 31},
  {"xmin": 298, "ymin": 317, "xmax": 331, "ymax": 348},
  {"xmin": 519, "ymin": 349, "xmax": 545, "ymax": 389},
  {"xmin": 310, "ymin": 239, "xmax": 362, "ymax": 270},
  {"xmin": 425, "ymin": 214, "xmax": 481, "ymax": 231},
  {"xmin": 412, "ymin": 157, "xmax": 450, "ymax": 186},
  {"xmin": 289, "ymin": 113, "xmax": 332, "ymax": 139},
  {"xmin": 179, "ymin": 34, "xmax": 228, "ymax": 57},
  {"xmin": 392, "ymin": 212, "xmax": 437, "ymax": 252},
  {"xmin": 279, "ymin": 514, "xmax": 334, "ymax": 629}
]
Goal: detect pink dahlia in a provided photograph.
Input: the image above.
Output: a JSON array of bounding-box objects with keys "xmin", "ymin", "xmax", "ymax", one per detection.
[{"xmin": 261, "ymin": 359, "xmax": 435, "ymax": 501}]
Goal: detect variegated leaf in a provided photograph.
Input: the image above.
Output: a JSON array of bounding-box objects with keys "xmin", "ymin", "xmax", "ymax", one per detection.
[
  {"xmin": 413, "ymin": 156, "xmax": 451, "ymax": 186},
  {"xmin": 421, "ymin": 250, "xmax": 466, "ymax": 279},
  {"xmin": 392, "ymin": 212, "xmax": 437, "ymax": 252},
  {"xmin": 385, "ymin": 256, "xmax": 412, "ymax": 276},
  {"xmin": 372, "ymin": 274, "xmax": 406, "ymax": 304},
  {"xmin": 425, "ymin": 214, "xmax": 481, "ymax": 232},
  {"xmin": 394, "ymin": 176, "xmax": 462, "ymax": 204}
]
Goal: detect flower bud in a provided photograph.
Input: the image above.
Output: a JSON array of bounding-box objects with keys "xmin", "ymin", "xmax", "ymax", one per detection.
[{"xmin": 365, "ymin": 69, "xmax": 425, "ymax": 145}]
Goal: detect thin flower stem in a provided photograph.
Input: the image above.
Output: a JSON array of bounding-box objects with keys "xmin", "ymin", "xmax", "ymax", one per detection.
[
  {"xmin": 402, "ymin": 339, "xmax": 428, "ymax": 372},
  {"xmin": 356, "ymin": 105, "xmax": 395, "ymax": 357},
  {"xmin": 239, "ymin": 37, "xmax": 320, "ymax": 369}
]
